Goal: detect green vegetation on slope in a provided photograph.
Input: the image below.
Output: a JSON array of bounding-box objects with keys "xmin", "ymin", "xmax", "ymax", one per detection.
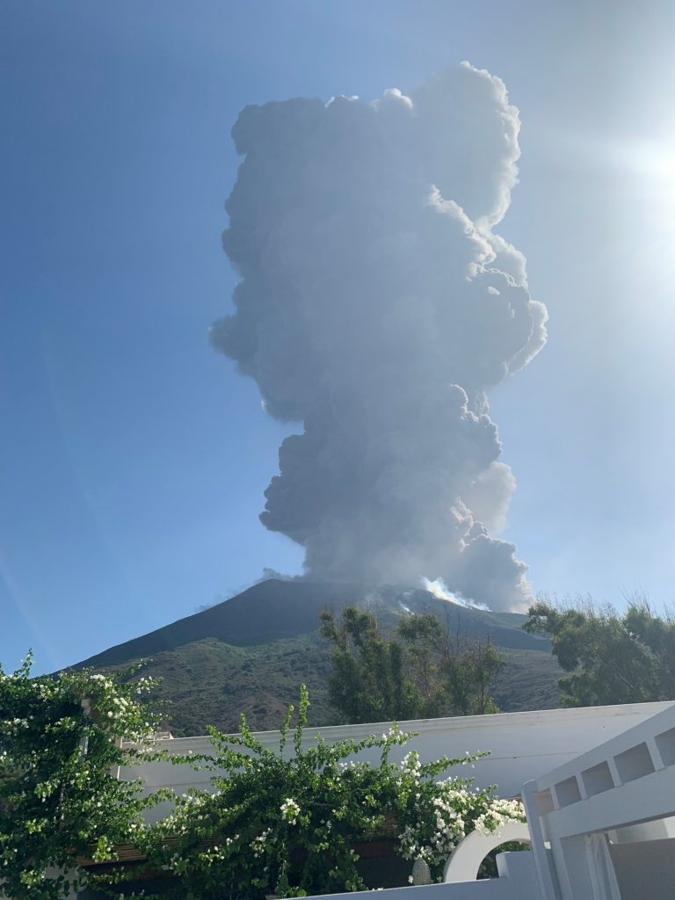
[
  {"xmin": 115, "ymin": 633, "xmax": 334, "ymax": 735},
  {"xmin": 321, "ymin": 606, "xmax": 505, "ymax": 723},
  {"xmin": 74, "ymin": 580, "xmax": 563, "ymax": 735},
  {"xmin": 103, "ymin": 633, "xmax": 562, "ymax": 736}
]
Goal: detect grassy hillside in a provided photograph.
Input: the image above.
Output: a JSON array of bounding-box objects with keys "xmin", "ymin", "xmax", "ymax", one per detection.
[
  {"xmin": 103, "ymin": 636, "xmax": 563, "ymax": 736},
  {"xmin": 73, "ymin": 579, "xmax": 563, "ymax": 735},
  {"xmin": 107, "ymin": 634, "xmax": 333, "ymax": 735}
]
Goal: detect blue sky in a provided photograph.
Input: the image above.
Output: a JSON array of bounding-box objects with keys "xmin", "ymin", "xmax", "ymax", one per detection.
[{"xmin": 3, "ymin": 0, "xmax": 675, "ymax": 672}]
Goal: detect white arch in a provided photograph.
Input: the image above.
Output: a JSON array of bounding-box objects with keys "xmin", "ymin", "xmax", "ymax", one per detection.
[{"xmin": 443, "ymin": 821, "xmax": 531, "ymax": 883}]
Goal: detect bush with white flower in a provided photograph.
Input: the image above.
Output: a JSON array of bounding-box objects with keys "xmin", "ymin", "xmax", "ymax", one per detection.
[
  {"xmin": 138, "ymin": 685, "xmax": 526, "ymax": 898},
  {"xmin": 0, "ymin": 652, "xmax": 164, "ymax": 899},
  {"xmin": 395, "ymin": 753, "xmax": 526, "ymax": 875},
  {"xmin": 1, "ymin": 661, "xmax": 525, "ymax": 899}
]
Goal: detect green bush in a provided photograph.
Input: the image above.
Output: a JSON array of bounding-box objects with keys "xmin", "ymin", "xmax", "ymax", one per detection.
[
  {"xmin": 0, "ymin": 654, "xmax": 163, "ymax": 899},
  {"xmin": 137, "ymin": 686, "xmax": 525, "ymax": 898},
  {"xmin": 1, "ymin": 659, "xmax": 525, "ymax": 899}
]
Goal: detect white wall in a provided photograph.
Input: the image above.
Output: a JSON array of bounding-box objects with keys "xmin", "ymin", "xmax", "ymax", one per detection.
[
  {"xmin": 120, "ymin": 701, "xmax": 672, "ymax": 812},
  {"xmin": 304, "ymin": 873, "xmax": 532, "ymax": 900}
]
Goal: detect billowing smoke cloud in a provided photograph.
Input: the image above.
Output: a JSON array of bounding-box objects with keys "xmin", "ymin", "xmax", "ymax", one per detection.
[{"xmin": 212, "ymin": 62, "xmax": 547, "ymax": 611}]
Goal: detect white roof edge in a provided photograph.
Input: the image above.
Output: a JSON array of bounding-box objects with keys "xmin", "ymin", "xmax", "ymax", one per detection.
[{"xmin": 126, "ymin": 700, "xmax": 673, "ymax": 752}]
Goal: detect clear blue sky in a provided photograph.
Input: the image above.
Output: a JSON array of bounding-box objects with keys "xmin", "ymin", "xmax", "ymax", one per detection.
[{"xmin": 3, "ymin": 0, "xmax": 675, "ymax": 672}]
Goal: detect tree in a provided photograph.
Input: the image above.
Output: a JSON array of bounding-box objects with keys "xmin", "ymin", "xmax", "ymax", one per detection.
[
  {"xmin": 319, "ymin": 607, "xmax": 417, "ymax": 723},
  {"xmin": 320, "ymin": 607, "xmax": 503, "ymax": 724},
  {"xmin": 524, "ymin": 599, "xmax": 675, "ymax": 706},
  {"xmin": 445, "ymin": 639, "xmax": 503, "ymax": 717}
]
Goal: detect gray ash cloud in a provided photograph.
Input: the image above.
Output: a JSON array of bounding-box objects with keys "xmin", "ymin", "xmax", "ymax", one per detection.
[{"xmin": 212, "ymin": 62, "xmax": 547, "ymax": 611}]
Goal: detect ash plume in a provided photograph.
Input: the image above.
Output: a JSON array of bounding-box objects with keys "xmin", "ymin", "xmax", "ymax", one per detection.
[{"xmin": 212, "ymin": 62, "xmax": 547, "ymax": 611}]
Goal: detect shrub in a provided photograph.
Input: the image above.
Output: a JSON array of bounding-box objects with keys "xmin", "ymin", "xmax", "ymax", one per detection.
[
  {"xmin": 139, "ymin": 685, "xmax": 525, "ymax": 898},
  {"xmin": 0, "ymin": 654, "xmax": 162, "ymax": 899},
  {"xmin": 1, "ymin": 658, "xmax": 525, "ymax": 899}
]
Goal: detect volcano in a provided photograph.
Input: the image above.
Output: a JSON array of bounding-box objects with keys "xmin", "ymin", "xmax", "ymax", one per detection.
[{"xmin": 72, "ymin": 580, "xmax": 562, "ymax": 735}]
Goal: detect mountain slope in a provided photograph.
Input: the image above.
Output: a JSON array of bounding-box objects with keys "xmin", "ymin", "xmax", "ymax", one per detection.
[
  {"xmin": 72, "ymin": 579, "xmax": 562, "ymax": 735},
  {"xmin": 76, "ymin": 579, "xmax": 550, "ymax": 669}
]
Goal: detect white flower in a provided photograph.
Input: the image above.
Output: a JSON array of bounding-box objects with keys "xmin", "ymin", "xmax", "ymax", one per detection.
[
  {"xmin": 251, "ymin": 827, "xmax": 272, "ymax": 857},
  {"xmin": 280, "ymin": 797, "xmax": 301, "ymax": 824}
]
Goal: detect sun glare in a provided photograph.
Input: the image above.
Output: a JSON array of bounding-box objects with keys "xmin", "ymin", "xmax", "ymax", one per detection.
[
  {"xmin": 620, "ymin": 137, "xmax": 675, "ymax": 193},
  {"xmin": 605, "ymin": 134, "xmax": 675, "ymax": 259}
]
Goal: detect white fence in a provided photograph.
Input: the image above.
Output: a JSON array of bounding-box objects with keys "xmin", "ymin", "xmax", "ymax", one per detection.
[{"xmin": 523, "ymin": 702, "xmax": 675, "ymax": 900}]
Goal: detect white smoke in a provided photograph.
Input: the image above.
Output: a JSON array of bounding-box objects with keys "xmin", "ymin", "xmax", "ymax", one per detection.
[
  {"xmin": 212, "ymin": 62, "xmax": 547, "ymax": 611},
  {"xmin": 421, "ymin": 577, "xmax": 489, "ymax": 611}
]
